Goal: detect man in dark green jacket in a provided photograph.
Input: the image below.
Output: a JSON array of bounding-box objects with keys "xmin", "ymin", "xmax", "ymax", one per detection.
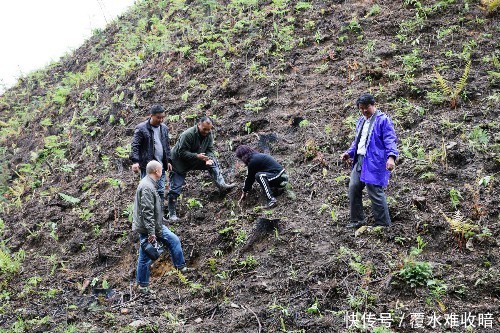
[
  {"xmin": 133, "ymin": 160, "xmax": 186, "ymax": 293},
  {"xmin": 167, "ymin": 116, "xmax": 234, "ymax": 221}
]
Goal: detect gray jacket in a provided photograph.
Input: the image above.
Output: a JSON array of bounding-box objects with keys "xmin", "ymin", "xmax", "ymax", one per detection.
[{"xmin": 132, "ymin": 175, "xmax": 162, "ymax": 236}]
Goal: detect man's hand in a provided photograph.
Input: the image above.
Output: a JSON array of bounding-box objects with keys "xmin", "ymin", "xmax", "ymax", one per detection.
[
  {"xmin": 167, "ymin": 163, "xmax": 173, "ymax": 172},
  {"xmin": 238, "ymin": 192, "xmax": 247, "ymax": 205},
  {"xmin": 206, "ymin": 159, "xmax": 214, "ymax": 166},
  {"xmin": 132, "ymin": 163, "xmax": 140, "ymax": 173},
  {"xmin": 386, "ymin": 156, "xmax": 396, "ymax": 171},
  {"xmin": 197, "ymin": 153, "xmax": 209, "ymax": 161},
  {"xmin": 340, "ymin": 152, "xmax": 353, "ymax": 166},
  {"xmin": 148, "ymin": 234, "xmax": 157, "ymax": 244}
]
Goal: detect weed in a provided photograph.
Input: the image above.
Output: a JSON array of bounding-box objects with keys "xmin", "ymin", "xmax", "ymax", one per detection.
[
  {"xmin": 239, "ymin": 255, "xmax": 257, "ymax": 268},
  {"xmin": 398, "ymin": 260, "xmax": 433, "ymax": 288},
  {"xmin": 397, "ymin": 237, "xmax": 433, "ymax": 287},
  {"xmin": 449, "ymin": 188, "xmax": 462, "ymax": 209},
  {"xmin": 299, "ymin": 119, "xmax": 310, "ymax": 127},
  {"xmin": 0, "ymin": 246, "xmax": 24, "ymax": 276},
  {"xmin": 106, "ymin": 178, "xmax": 122, "ymax": 188},
  {"xmin": 122, "ymin": 203, "xmax": 134, "ymax": 222},
  {"xmin": 401, "ymin": 48, "xmax": 423, "ymax": 74},
  {"xmin": 186, "ymin": 198, "xmax": 203, "ymax": 209},
  {"xmin": 314, "ymin": 63, "xmax": 328, "ymax": 73},
  {"xmin": 295, "ymin": 1, "xmax": 312, "ymax": 12},
  {"xmin": 468, "ymin": 126, "xmax": 490, "ymax": 151},
  {"xmin": 244, "ymin": 121, "xmax": 252, "ymax": 134},
  {"xmin": 305, "ymin": 300, "xmax": 321, "ymax": 315},
  {"xmin": 364, "ymin": 4, "xmax": 381, "ymax": 17},
  {"xmin": 302, "ymin": 139, "xmax": 319, "ymax": 160},
  {"xmin": 244, "ymin": 97, "xmax": 268, "ymax": 113}
]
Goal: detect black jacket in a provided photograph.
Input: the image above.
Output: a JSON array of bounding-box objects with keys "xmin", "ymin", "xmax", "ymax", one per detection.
[
  {"xmin": 243, "ymin": 153, "xmax": 284, "ymax": 192},
  {"xmin": 130, "ymin": 119, "xmax": 172, "ymax": 169}
]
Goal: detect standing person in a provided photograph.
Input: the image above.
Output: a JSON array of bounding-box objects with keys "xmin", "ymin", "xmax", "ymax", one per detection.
[
  {"xmin": 340, "ymin": 93, "xmax": 398, "ymax": 228},
  {"xmin": 167, "ymin": 116, "xmax": 235, "ymax": 221},
  {"xmin": 133, "ymin": 161, "xmax": 186, "ymax": 294},
  {"xmin": 130, "ymin": 105, "xmax": 173, "ymax": 215},
  {"xmin": 236, "ymin": 145, "xmax": 288, "ymax": 208}
]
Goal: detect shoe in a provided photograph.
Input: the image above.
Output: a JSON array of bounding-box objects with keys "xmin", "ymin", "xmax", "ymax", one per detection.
[
  {"xmin": 137, "ymin": 285, "xmax": 154, "ymax": 294},
  {"xmin": 267, "ymin": 198, "xmax": 277, "ymax": 208},
  {"xmin": 346, "ymin": 222, "xmax": 365, "ymax": 229},
  {"xmin": 163, "ymin": 217, "xmax": 169, "ymax": 224},
  {"xmin": 272, "ymin": 187, "xmax": 285, "ymax": 197},
  {"xmin": 373, "ymin": 222, "xmax": 391, "ymax": 227},
  {"xmin": 167, "ymin": 195, "xmax": 179, "ymax": 221},
  {"xmin": 218, "ymin": 183, "xmax": 236, "ymax": 192},
  {"xmin": 178, "ymin": 266, "xmax": 193, "ymax": 273}
]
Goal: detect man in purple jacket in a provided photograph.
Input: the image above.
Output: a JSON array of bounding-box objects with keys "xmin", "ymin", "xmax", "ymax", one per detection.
[{"xmin": 341, "ymin": 93, "xmax": 398, "ymax": 228}]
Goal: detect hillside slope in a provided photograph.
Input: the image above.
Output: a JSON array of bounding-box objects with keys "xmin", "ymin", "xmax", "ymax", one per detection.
[{"xmin": 0, "ymin": 0, "xmax": 498, "ymax": 332}]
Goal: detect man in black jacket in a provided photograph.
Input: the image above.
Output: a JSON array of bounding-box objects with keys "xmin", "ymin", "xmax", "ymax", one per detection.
[
  {"xmin": 130, "ymin": 105, "xmax": 173, "ymax": 214},
  {"xmin": 235, "ymin": 145, "xmax": 288, "ymax": 208}
]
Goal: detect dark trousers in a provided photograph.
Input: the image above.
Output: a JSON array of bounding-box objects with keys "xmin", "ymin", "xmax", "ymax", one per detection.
[
  {"xmin": 168, "ymin": 160, "xmax": 223, "ymax": 197},
  {"xmin": 348, "ymin": 157, "xmax": 391, "ymax": 226},
  {"xmin": 255, "ymin": 171, "xmax": 288, "ymax": 200}
]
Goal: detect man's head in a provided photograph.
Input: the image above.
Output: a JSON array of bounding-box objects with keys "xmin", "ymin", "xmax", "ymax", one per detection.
[
  {"xmin": 149, "ymin": 105, "xmax": 166, "ymax": 126},
  {"xmin": 146, "ymin": 160, "xmax": 163, "ymax": 180},
  {"xmin": 197, "ymin": 116, "xmax": 213, "ymax": 137},
  {"xmin": 356, "ymin": 93, "xmax": 376, "ymax": 119}
]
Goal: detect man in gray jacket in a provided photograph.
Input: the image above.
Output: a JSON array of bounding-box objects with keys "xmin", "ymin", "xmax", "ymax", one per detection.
[
  {"xmin": 133, "ymin": 160, "xmax": 186, "ymax": 293},
  {"xmin": 167, "ymin": 116, "xmax": 234, "ymax": 221}
]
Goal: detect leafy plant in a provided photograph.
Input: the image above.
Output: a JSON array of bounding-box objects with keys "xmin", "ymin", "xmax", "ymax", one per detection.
[
  {"xmin": 298, "ymin": 119, "xmax": 310, "ymax": 127},
  {"xmin": 187, "ymin": 198, "xmax": 203, "ymax": 209},
  {"xmin": 397, "ymin": 237, "xmax": 433, "ymax": 287},
  {"xmin": 115, "ymin": 145, "xmax": 131, "ymax": 158},
  {"xmin": 468, "ymin": 126, "xmax": 490, "ymax": 151},
  {"xmin": 58, "ymin": 193, "xmax": 80, "ymax": 205},
  {"xmin": 305, "ymin": 300, "xmax": 321, "ymax": 315},
  {"xmin": 244, "ymin": 97, "xmax": 268, "ymax": 113},
  {"xmin": 398, "ymin": 259, "xmax": 433, "ymax": 288},
  {"xmin": 449, "ymin": 188, "xmax": 462, "ymax": 209},
  {"xmin": 239, "ymin": 255, "xmax": 257, "ymax": 268},
  {"xmin": 244, "ymin": 121, "xmax": 252, "ymax": 134}
]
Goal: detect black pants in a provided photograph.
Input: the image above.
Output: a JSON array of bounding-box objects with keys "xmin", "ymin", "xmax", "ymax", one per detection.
[{"xmin": 255, "ymin": 170, "xmax": 288, "ymax": 200}]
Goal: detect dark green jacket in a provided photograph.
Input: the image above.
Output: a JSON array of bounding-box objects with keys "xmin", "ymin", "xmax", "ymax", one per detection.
[
  {"xmin": 171, "ymin": 125, "xmax": 215, "ymax": 174},
  {"xmin": 132, "ymin": 175, "xmax": 162, "ymax": 236}
]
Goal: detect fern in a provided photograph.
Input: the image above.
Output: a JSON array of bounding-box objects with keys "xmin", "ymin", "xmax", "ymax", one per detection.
[
  {"xmin": 452, "ymin": 60, "xmax": 471, "ymax": 100},
  {"xmin": 433, "ymin": 60, "xmax": 471, "ymax": 108},
  {"xmin": 441, "ymin": 211, "xmax": 479, "ymax": 250},
  {"xmin": 482, "ymin": 0, "xmax": 500, "ymax": 12},
  {"xmin": 434, "ymin": 69, "xmax": 452, "ymax": 96},
  {"xmin": 0, "ymin": 247, "xmax": 24, "ymax": 275},
  {"xmin": 58, "ymin": 192, "xmax": 81, "ymax": 205}
]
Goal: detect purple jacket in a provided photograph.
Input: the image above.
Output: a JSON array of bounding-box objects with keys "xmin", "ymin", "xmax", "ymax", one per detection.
[{"xmin": 346, "ymin": 110, "xmax": 398, "ymax": 187}]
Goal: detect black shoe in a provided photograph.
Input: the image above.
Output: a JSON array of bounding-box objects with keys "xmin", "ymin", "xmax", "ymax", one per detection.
[
  {"xmin": 267, "ymin": 198, "xmax": 277, "ymax": 208},
  {"xmin": 272, "ymin": 187, "xmax": 285, "ymax": 197},
  {"xmin": 346, "ymin": 222, "xmax": 365, "ymax": 229},
  {"xmin": 373, "ymin": 222, "xmax": 391, "ymax": 227}
]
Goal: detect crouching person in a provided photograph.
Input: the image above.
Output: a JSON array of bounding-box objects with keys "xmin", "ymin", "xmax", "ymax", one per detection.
[
  {"xmin": 133, "ymin": 160, "xmax": 186, "ymax": 293},
  {"xmin": 236, "ymin": 145, "xmax": 288, "ymax": 208}
]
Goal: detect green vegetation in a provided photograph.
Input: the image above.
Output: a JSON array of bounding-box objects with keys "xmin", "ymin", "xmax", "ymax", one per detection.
[{"xmin": 0, "ymin": 0, "xmax": 497, "ymax": 331}]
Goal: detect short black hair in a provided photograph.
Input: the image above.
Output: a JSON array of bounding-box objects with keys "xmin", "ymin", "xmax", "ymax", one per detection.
[
  {"xmin": 199, "ymin": 116, "xmax": 213, "ymax": 124},
  {"xmin": 149, "ymin": 105, "xmax": 166, "ymax": 115},
  {"xmin": 356, "ymin": 93, "xmax": 375, "ymax": 107}
]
